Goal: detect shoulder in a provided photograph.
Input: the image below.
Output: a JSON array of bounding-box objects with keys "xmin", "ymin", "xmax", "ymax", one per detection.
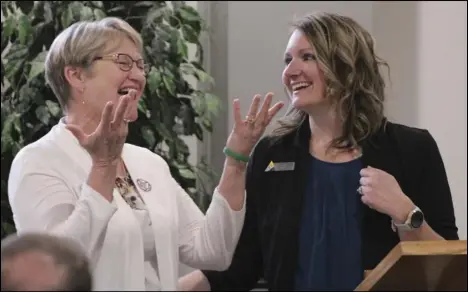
[
  {"xmin": 380, "ymin": 120, "xmax": 438, "ymax": 151},
  {"xmin": 10, "ymin": 130, "xmax": 60, "ymax": 175},
  {"xmin": 374, "ymin": 120, "xmax": 444, "ymax": 174},
  {"xmin": 384, "ymin": 121, "xmax": 433, "ymax": 142}
]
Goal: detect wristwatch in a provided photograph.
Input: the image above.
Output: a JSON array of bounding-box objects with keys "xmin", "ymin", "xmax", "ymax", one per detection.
[{"xmin": 391, "ymin": 206, "xmax": 425, "ymax": 232}]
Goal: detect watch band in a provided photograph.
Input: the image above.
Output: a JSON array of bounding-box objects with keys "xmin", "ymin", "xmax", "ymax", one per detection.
[{"xmin": 391, "ymin": 206, "xmax": 422, "ymax": 232}]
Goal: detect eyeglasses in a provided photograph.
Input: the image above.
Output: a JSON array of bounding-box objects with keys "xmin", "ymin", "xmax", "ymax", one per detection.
[{"xmin": 93, "ymin": 53, "xmax": 149, "ymax": 74}]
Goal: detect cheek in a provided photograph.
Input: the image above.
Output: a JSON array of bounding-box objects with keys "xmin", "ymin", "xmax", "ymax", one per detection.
[
  {"xmin": 281, "ymin": 70, "xmax": 289, "ymax": 87},
  {"xmin": 316, "ymin": 72, "xmax": 327, "ymax": 94},
  {"xmin": 307, "ymin": 66, "xmax": 326, "ymax": 93},
  {"xmin": 304, "ymin": 62, "xmax": 321, "ymax": 80},
  {"xmin": 109, "ymin": 69, "xmax": 129, "ymax": 87}
]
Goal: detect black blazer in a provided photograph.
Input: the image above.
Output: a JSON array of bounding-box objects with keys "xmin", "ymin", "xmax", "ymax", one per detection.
[{"xmin": 203, "ymin": 119, "xmax": 459, "ymax": 291}]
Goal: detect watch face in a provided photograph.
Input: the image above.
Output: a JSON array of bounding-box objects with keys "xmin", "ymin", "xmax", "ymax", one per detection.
[{"xmin": 411, "ymin": 210, "xmax": 425, "ymax": 228}]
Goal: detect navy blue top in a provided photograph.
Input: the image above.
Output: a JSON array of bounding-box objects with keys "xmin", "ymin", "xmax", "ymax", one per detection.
[{"xmin": 294, "ymin": 155, "xmax": 363, "ymax": 291}]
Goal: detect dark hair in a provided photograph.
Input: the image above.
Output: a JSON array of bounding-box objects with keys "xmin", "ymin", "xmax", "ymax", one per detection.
[
  {"xmin": 1, "ymin": 232, "xmax": 92, "ymax": 291},
  {"xmin": 272, "ymin": 12, "xmax": 389, "ymax": 149}
]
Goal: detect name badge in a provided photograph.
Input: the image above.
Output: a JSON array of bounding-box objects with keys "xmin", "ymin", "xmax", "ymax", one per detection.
[{"xmin": 265, "ymin": 161, "xmax": 295, "ymax": 172}]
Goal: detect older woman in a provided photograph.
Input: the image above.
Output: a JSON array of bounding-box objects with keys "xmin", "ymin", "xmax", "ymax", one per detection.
[
  {"xmin": 180, "ymin": 11, "xmax": 459, "ymax": 291},
  {"xmin": 7, "ymin": 17, "xmax": 284, "ymax": 290}
]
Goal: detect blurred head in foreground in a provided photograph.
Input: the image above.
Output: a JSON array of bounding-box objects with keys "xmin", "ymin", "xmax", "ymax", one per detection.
[{"xmin": 1, "ymin": 232, "xmax": 92, "ymax": 291}]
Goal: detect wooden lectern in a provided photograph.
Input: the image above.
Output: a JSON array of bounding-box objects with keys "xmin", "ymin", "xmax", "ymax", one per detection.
[{"xmin": 355, "ymin": 240, "xmax": 467, "ymax": 291}]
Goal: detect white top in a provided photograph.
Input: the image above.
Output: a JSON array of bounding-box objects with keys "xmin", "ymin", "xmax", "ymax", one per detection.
[
  {"xmin": 8, "ymin": 119, "xmax": 246, "ymax": 291},
  {"xmin": 116, "ymin": 176, "xmax": 161, "ymax": 290}
]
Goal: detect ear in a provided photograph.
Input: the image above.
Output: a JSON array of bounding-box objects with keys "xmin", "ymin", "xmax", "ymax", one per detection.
[{"xmin": 64, "ymin": 66, "xmax": 87, "ymax": 92}]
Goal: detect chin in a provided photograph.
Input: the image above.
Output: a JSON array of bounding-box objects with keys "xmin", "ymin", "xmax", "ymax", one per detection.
[{"xmin": 291, "ymin": 95, "xmax": 325, "ymax": 111}]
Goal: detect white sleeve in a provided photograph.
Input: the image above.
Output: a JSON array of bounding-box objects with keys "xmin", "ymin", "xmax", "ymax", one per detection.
[
  {"xmin": 174, "ymin": 176, "xmax": 246, "ymax": 271},
  {"xmin": 8, "ymin": 151, "xmax": 117, "ymax": 258}
]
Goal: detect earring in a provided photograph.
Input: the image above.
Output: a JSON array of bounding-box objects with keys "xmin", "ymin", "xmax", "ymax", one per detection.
[{"xmin": 80, "ymin": 86, "xmax": 85, "ymax": 104}]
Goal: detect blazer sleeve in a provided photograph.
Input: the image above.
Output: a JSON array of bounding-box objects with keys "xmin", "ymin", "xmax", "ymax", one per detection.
[
  {"xmin": 201, "ymin": 139, "xmax": 266, "ymax": 291},
  {"xmin": 7, "ymin": 148, "xmax": 118, "ymax": 257},
  {"xmin": 165, "ymin": 159, "xmax": 246, "ymax": 271},
  {"xmin": 418, "ymin": 131, "xmax": 459, "ymax": 240}
]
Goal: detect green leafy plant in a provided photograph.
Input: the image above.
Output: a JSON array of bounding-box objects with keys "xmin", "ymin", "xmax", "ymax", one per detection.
[{"xmin": 1, "ymin": 1, "xmax": 220, "ymax": 238}]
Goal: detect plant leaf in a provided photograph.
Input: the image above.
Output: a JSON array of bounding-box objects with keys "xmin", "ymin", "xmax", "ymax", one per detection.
[
  {"xmin": 61, "ymin": 6, "xmax": 74, "ymax": 28},
  {"xmin": 178, "ymin": 5, "xmax": 200, "ymax": 22},
  {"xmin": 28, "ymin": 51, "xmax": 48, "ymax": 81},
  {"xmin": 162, "ymin": 74, "xmax": 176, "ymax": 96},
  {"xmin": 18, "ymin": 14, "xmax": 33, "ymax": 45},
  {"xmin": 80, "ymin": 6, "xmax": 94, "ymax": 20},
  {"xmin": 35, "ymin": 105, "xmax": 51, "ymax": 125},
  {"xmin": 177, "ymin": 36, "xmax": 188, "ymax": 59},
  {"xmin": 141, "ymin": 125, "xmax": 156, "ymax": 147},
  {"xmin": 147, "ymin": 68, "xmax": 162, "ymax": 94},
  {"xmin": 181, "ymin": 24, "xmax": 198, "ymax": 43},
  {"xmin": 2, "ymin": 16, "xmax": 16, "ymax": 40},
  {"xmin": 45, "ymin": 100, "xmax": 61, "ymax": 117},
  {"xmin": 93, "ymin": 8, "xmax": 106, "ymax": 20}
]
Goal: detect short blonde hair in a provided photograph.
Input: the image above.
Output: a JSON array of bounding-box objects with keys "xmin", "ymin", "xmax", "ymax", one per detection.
[{"xmin": 45, "ymin": 17, "xmax": 143, "ymax": 110}]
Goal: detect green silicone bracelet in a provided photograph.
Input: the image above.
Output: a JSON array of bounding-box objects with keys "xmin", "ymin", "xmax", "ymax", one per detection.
[{"xmin": 223, "ymin": 147, "xmax": 250, "ymax": 163}]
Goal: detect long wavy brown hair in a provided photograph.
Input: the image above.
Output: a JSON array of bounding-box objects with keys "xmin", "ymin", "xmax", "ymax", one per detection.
[{"xmin": 271, "ymin": 12, "xmax": 389, "ymax": 149}]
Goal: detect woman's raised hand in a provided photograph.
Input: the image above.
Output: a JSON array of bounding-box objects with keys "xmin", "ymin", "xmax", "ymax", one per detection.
[
  {"xmin": 66, "ymin": 90, "xmax": 136, "ymax": 166},
  {"xmin": 225, "ymin": 92, "xmax": 284, "ymax": 158}
]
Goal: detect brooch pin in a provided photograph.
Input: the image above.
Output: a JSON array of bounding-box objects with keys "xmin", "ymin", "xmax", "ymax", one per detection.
[{"xmin": 136, "ymin": 178, "xmax": 152, "ymax": 192}]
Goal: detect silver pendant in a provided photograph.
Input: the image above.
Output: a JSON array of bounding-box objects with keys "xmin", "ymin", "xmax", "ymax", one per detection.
[{"xmin": 136, "ymin": 178, "xmax": 152, "ymax": 192}]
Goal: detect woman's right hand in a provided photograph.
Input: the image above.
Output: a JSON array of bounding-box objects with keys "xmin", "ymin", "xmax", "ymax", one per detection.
[{"xmin": 66, "ymin": 90, "xmax": 135, "ymax": 167}]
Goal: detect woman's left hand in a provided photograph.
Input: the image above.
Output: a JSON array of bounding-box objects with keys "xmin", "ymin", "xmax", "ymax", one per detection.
[
  {"xmin": 225, "ymin": 92, "xmax": 284, "ymax": 159},
  {"xmin": 359, "ymin": 166, "xmax": 416, "ymax": 223}
]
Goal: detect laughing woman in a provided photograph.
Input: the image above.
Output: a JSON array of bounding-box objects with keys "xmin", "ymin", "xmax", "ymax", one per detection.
[
  {"xmin": 179, "ymin": 11, "xmax": 459, "ymax": 291},
  {"xmin": 7, "ymin": 17, "xmax": 284, "ymax": 290}
]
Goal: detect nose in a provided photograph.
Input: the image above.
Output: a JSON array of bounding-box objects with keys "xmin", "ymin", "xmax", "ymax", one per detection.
[
  {"xmin": 128, "ymin": 65, "xmax": 146, "ymax": 83},
  {"xmin": 283, "ymin": 58, "xmax": 302, "ymax": 78}
]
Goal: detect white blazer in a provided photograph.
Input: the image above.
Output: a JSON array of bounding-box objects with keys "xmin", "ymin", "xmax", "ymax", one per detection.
[{"xmin": 8, "ymin": 119, "xmax": 246, "ymax": 291}]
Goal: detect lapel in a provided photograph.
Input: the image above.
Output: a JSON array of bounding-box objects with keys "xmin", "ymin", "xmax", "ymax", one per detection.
[
  {"xmin": 268, "ymin": 120, "xmax": 311, "ymax": 289},
  {"xmin": 51, "ymin": 121, "xmax": 147, "ymax": 289},
  {"xmin": 122, "ymin": 146, "xmax": 179, "ymax": 291},
  {"xmin": 51, "ymin": 121, "xmax": 93, "ymax": 176}
]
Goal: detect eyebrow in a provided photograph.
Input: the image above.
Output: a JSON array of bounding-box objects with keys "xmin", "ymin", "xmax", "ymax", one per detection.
[
  {"xmin": 284, "ymin": 48, "xmax": 315, "ymax": 57},
  {"xmin": 117, "ymin": 53, "xmax": 144, "ymax": 60}
]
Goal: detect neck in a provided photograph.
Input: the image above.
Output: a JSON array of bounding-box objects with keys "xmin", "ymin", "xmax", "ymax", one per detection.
[
  {"xmin": 65, "ymin": 104, "xmax": 101, "ymax": 136},
  {"xmin": 307, "ymin": 104, "xmax": 342, "ymax": 148}
]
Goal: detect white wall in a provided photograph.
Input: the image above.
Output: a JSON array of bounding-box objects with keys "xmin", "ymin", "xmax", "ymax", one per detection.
[
  {"xmin": 416, "ymin": 1, "xmax": 467, "ymax": 240},
  {"xmin": 374, "ymin": 1, "xmax": 467, "ymax": 239},
  {"xmin": 201, "ymin": 1, "xmax": 467, "ymax": 239}
]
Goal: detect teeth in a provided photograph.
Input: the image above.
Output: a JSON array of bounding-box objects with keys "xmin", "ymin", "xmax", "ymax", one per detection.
[
  {"xmin": 292, "ymin": 82, "xmax": 311, "ymax": 91},
  {"xmin": 118, "ymin": 88, "xmax": 132, "ymax": 95}
]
